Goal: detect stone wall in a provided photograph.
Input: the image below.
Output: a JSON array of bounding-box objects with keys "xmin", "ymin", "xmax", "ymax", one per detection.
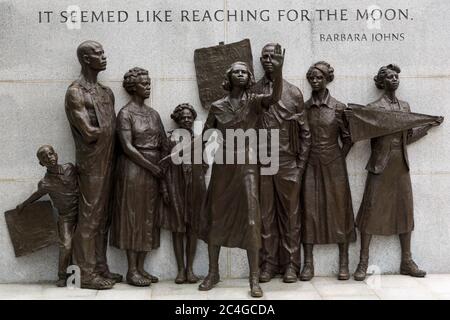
[{"xmin": 0, "ymin": 0, "xmax": 449, "ymax": 282}]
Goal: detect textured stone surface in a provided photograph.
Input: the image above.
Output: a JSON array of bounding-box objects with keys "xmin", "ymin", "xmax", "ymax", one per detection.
[{"xmin": 0, "ymin": 0, "xmax": 449, "ymax": 283}]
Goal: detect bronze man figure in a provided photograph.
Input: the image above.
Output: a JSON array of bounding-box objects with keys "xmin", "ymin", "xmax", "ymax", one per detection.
[
  {"xmin": 253, "ymin": 43, "xmax": 311, "ymax": 283},
  {"xmin": 110, "ymin": 67, "xmax": 168, "ymax": 287},
  {"xmin": 198, "ymin": 44, "xmax": 285, "ymax": 298},
  {"xmin": 17, "ymin": 145, "xmax": 78, "ymax": 287},
  {"xmin": 65, "ymin": 41, "xmax": 121, "ymax": 289},
  {"xmin": 353, "ymin": 64, "xmax": 444, "ymax": 281},
  {"xmin": 300, "ymin": 61, "xmax": 356, "ymax": 281},
  {"xmin": 159, "ymin": 103, "xmax": 207, "ymax": 284}
]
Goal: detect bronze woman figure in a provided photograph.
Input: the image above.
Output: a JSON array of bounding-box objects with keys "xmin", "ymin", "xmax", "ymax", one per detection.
[
  {"xmin": 159, "ymin": 103, "xmax": 207, "ymax": 284},
  {"xmin": 198, "ymin": 45, "xmax": 285, "ymax": 298},
  {"xmin": 354, "ymin": 64, "xmax": 443, "ymax": 281},
  {"xmin": 300, "ymin": 61, "xmax": 356, "ymax": 281},
  {"xmin": 110, "ymin": 67, "xmax": 169, "ymax": 287}
]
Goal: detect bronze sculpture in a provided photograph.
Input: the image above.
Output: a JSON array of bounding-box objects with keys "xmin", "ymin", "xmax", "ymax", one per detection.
[
  {"xmin": 352, "ymin": 64, "xmax": 444, "ymax": 281},
  {"xmin": 65, "ymin": 41, "xmax": 121, "ymax": 290},
  {"xmin": 16, "ymin": 145, "xmax": 78, "ymax": 287},
  {"xmin": 300, "ymin": 61, "xmax": 356, "ymax": 281},
  {"xmin": 110, "ymin": 67, "xmax": 168, "ymax": 287},
  {"xmin": 159, "ymin": 103, "xmax": 207, "ymax": 284},
  {"xmin": 198, "ymin": 44, "xmax": 285, "ymax": 298},
  {"xmin": 253, "ymin": 43, "xmax": 311, "ymax": 283}
]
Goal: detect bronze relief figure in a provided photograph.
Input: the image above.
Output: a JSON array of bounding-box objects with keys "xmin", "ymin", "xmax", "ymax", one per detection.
[
  {"xmin": 110, "ymin": 67, "xmax": 169, "ymax": 287},
  {"xmin": 159, "ymin": 103, "xmax": 207, "ymax": 284},
  {"xmin": 353, "ymin": 64, "xmax": 444, "ymax": 281},
  {"xmin": 253, "ymin": 43, "xmax": 311, "ymax": 283},
  {"xmin": 300, "ymin": 61, "xmax": 356, "ymax": 281},
  {"xmin": 65, "ymin": 41, "xmax": 122, "ymax": 290},
  {"xmin": 16, "ymin": 145, "xmax": 78, "ymax": 287},
  {"xmin": 198, "ymin": 45, "xmax": 285, "ymax": 298}
]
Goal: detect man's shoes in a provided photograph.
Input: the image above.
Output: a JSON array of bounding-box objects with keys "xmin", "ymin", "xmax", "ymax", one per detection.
[
  {"xmin": 100, "ymin": 270, "xmax": 123, "ymax": 283},
  {"xmin": 283, "ymin": 265, "xmax": 298, "ymax": 283},
  {"xmin": 259, "ymin": 268, "xmax": 276, "ymax": 283},
  {"xmin": 81, "ymin": 275, "xmax": 115, "ymax": 290}
]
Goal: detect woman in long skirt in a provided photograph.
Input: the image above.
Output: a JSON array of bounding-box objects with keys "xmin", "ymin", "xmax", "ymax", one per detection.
[
  {"xmin": 354, "ymin": 64, "xmax": 443, "ymax": 280},
  {"xmin": 300, "ymin": 61, "xmax": 356, "ymax": 281},
  {"xmin": 198, "ymin": 45, "xmax": 285, "ymax": 298}
]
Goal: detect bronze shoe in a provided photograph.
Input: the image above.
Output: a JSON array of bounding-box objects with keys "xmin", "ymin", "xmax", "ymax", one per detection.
[
  {"xmin": 400, "ymin": 259, "xmax": 426, "ymax": 278},
  {"xmin": 198, "ymin": 273, "xmax": 220, "ymax": 291},
  {"xmin": 299, "ymin": 263, "xmax": 314, "ymax": 281},
  {"xmin": 338, "ymin": 264, "xmax": 350, "ymax": 280},
  {"xmin": 139, "ymin": 270, "xmax": 159, "ymax": 283},
  {"xmin": 175, "ymin": 270, "xmax": 187, "ymax": 284},
  {"xmin": 283, "ymin": 265, "xmax": 298, "ymax": 283},
  {"xmin": 81, "ymin": 274, "xmax": 115, "ymax": 290},
  {"xmin": 259, "ymin": 268, "xmax": 276, "ymax": 283},
  {"xmin": 353, "ymin": 262, "xmax": 368, "ymax": 281},
  {"xmin": 186, "ymin": 270, "xmax": 200, "ymax": 284},
  {"xmin": 250, "ymin": 276, "xmax": 264, "ymax": 298},
  {"xmin": 100, "ymin": 270, "xmax": 123, "ymax": 283},
  {"xmin": 56, "ymin": 278, "xmax": 67, "ymax": 287}
]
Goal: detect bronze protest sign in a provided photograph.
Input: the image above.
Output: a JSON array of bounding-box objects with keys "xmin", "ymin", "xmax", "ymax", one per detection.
[
  {"xmin": 5, "ymin": 201, "xmax": 58, "ymax": 257},
  {"xmin": 194, "ymin": 39, "xmax": 254, "ymax": 110}
]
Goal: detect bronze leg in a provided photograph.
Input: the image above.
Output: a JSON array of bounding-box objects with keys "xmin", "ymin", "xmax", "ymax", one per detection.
[
  {"xmin": 300, "ymin": 244, "xmax": 314, "ymax": 281},
  {"xmin": 198, "ymin": 244, "xmax": 220, "ymax": 291},
  {"xmin": 126, "ymin": 250, "xmax": 151, "ymax": 287},
  {"xmin": 173, "ymin": 232, "xmax": 186, "ymax": 284},
  {"xmin": 338, "ymin": 242, "xmax": 350, "ymax": 280},
  {"xmin": 259, "ymin": 175, "xmax": 279, "ymax": 274},
  {"xmin": 399, "ymin": 232, "xmax": 426, "ymax": 277},
  {"xmin": 57, "ymin": 217, "xmax": 76, "ymax": 286},
  {"xmin": 354, "ymin": 233, "xmax": 372, "ymax": 281},
  {"xmin": 186, "ymin": 229, "xmax": 200, "ymax": 283},
  {"xmin": 247, "ymin": 249, "xmax": 263, "ymax": 298}
]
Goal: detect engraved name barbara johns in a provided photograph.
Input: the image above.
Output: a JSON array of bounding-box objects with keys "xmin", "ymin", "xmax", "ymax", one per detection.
[
  {"xmin": 320, "ymin": 33, "xmax": 406, "ymax": 42},
  {"xmin": 38, "ymin": 8, "xmax": 412, "ymax": 23}
]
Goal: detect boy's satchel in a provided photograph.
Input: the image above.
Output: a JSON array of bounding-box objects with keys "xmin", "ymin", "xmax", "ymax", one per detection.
[{"xmin": 5, "ymin": 201, "xmax": 58, "ymax": 257}]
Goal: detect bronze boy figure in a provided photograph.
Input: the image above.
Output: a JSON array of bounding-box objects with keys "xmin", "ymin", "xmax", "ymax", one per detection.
[
  {"xmin": 301, "ymin": 61, "xmax": 356, "ymax": 281},
  {"xmin": 253, "ymin": 43, "xmax": 311, "ymax": 283},
  {"xmin": 353, "ymin": 64, "xmax": 444, "ymax": 280},
  {"xmin": 65, "ymin": 41, "xmax": 121, "ymax": 289},
  {"xmin": 17, "ymin": 145, "xmax": 78, "ymax": 287}
]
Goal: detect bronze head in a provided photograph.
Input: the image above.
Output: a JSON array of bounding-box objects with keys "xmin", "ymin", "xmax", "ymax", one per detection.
[
  {"xmin": 36, "ymin": 145, "xmax": 58, "ymax": 168},
  {"xmin": 123, "ymin": 67, "xmax": 151, "ymax": 99},
  {"xmin": 77, "ymin": 40, "xmax": 107, "ymax": 71},
  {"xmin": 222, "ymin": 61, "xmax": 255, "ymax": 91},
  {"xmin": 171, "ymin": 103, "xmax": 197, "ymax": 130},
  {"xmin": 374, "ymin": 64, "xmax": 401, "ymax": 92},
  {"xmin": 306, "ymin": 61, "xmax": 334, "ymax": 92}
]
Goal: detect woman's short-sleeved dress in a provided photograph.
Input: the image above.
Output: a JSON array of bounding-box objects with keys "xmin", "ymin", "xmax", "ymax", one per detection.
[{"xmin": 110, "ymin": 104, "xmax": 168, "ymax": 252}]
